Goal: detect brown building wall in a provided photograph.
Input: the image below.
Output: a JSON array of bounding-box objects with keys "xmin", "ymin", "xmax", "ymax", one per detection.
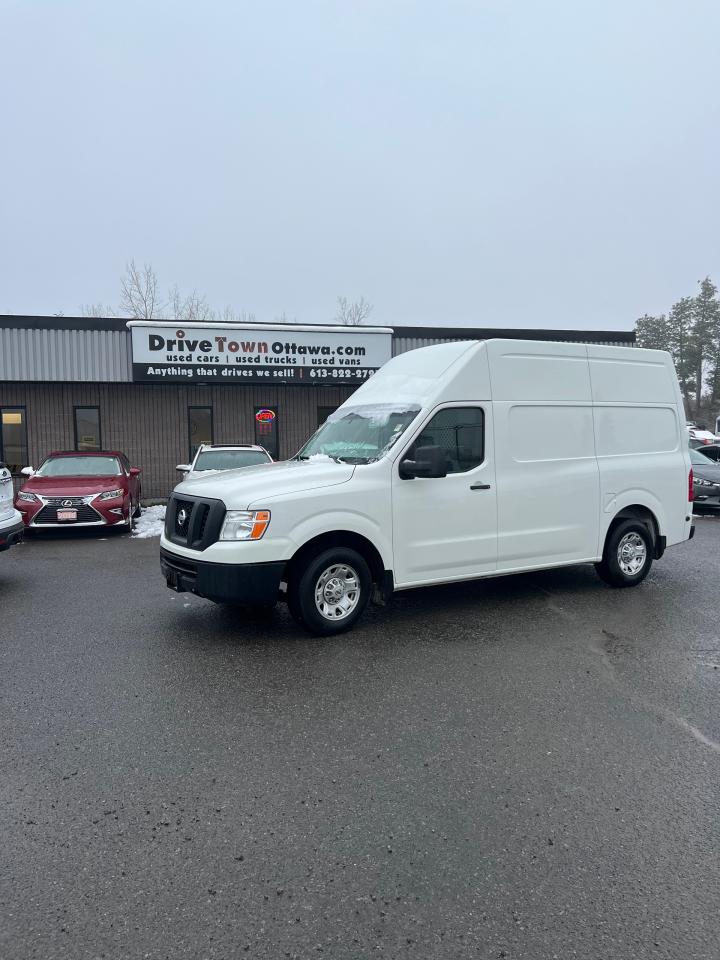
[{"xmin": 0, "ymin": 382, "xmax": 354, "ymax": 499}]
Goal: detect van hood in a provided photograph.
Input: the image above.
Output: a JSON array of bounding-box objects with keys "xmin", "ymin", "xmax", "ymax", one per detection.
[{"xmin": 174, "ymin": 458, "xmax": 355, "ymax": 508}]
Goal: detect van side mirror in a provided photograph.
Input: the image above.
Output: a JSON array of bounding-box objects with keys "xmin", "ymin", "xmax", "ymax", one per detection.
[
  {"xmin": 176, "ymin": 464, "xmax": 191, "ymax": 474},
  {"xmin": 21, "ymin": 466, "xmax": 34, "ymax": 476},
  {"xmin": 400, "ymin": 445, "xmax": 447, "ymax": 480},
  {"xmin": 129, "ymin": 467, "xmax": 141, "ymax": 476}
]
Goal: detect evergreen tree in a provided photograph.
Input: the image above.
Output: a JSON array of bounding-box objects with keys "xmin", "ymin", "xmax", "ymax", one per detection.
[
  {"xmin": 668, "ymin": 296, "xmax": 697, "ymax": 410},
  {"xmin": 635, "ymin": 313, "xmax": 670, "ymax": 351},
  {"xmin": 693, "ymin": 277, "xmax": 720, "ymax": 410}
]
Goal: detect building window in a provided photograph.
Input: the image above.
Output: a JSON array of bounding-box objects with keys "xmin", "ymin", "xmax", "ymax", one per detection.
[
  {"xmin": 74, "ymin": 407, "xmax": 102, "ymax": 452},
  {"xmin": 410, "ymin": 407, "xmax": 485, "ymax": 474},
  {"xmin": 317, "ymin": 406, "xmax": 337, "ymax": 427},
  {"xmin": 254, "ymin": 406, "xmax": 279, "ymax": 460},
  {"xmin": 0, "ymin": 407, "xmax": 28, "ymax": 475},
  {"xmin": 188, "ymin": 407, "xmax": 213, "ymax": 460}
]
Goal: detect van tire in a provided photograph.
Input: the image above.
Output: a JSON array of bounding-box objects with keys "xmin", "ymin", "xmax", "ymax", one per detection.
[
  {"xmin": 595, "ymin": 519, "xmax": 653, "ymax": 588},
  {"xmin": 287, "ymin": 547, "xmax": 372, "ymax": 635}
]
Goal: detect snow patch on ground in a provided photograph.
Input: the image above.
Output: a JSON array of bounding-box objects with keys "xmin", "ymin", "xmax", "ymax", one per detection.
[{"xmin": 133, "ymin": 504, "xmax": 166, "ymax": 538}]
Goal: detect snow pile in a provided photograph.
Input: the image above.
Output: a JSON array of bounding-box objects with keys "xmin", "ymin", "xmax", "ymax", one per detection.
[
  {"xmin": 133, "ymin": 504, "xmax": 166, "ymax": 538},
  {"xmin": 308, "ymin": 453, "xmax": 337, "ymax": 463}
]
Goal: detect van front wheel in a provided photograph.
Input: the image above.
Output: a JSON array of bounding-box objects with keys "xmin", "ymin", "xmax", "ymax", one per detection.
[
  {"xmin": 288, "ymin": 547, "xmax": 371, "ymax": 635},
  {"xmin": 595, "ymin": 520, "xmax": 653, "ymax": 588}
]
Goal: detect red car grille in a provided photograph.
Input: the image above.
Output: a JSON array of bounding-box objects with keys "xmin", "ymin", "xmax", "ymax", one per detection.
[{"xmin": 33, "ymin": 503, "xmax": 103, "ymax": 524}]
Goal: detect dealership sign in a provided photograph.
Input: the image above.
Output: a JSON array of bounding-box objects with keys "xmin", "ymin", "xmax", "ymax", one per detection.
[{"xmin": 128, "ymin": 322, "xmax": 393, "ymax": 385}]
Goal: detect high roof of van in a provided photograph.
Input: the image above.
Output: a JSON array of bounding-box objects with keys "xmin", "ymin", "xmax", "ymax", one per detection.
[{"xmin": 344, "ymin": 338, "xmax": 675, "ymax": 412}]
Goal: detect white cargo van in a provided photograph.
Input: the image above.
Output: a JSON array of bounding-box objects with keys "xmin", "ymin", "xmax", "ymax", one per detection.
[{"xmin": 160, "ymin": 339, "xmax": 694, "ymax": 634}]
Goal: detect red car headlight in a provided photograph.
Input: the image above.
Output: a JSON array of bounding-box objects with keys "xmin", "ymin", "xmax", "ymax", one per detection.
[{"xmin": 96, "ymin": 488, "xmax": 124, "ymax": 501}]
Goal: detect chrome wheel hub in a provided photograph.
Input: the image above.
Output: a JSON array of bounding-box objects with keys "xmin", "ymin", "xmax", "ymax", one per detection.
[
  {"xmin": 314, "ymin": 563, "xmax": 361, "ymax": 621},
  {"xmin": 617, "ymin": 532, "xmax": 647, "ymax": 576}
]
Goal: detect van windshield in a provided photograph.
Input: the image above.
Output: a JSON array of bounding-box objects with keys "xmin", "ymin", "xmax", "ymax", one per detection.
[{"xmin": 297, "ymin": 404, "xmax": 421, "ymax": 464}]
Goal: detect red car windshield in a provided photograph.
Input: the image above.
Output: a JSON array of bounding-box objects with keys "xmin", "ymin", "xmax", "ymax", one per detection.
[{"xmin": 36, "ymin": 456, "xmax": 122, "ymax": 477}]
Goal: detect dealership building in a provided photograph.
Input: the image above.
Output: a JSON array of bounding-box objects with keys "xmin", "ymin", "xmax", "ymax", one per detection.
[{"xmin": 0, "ymin": 315, "xmax": 634, "ymax": 499}]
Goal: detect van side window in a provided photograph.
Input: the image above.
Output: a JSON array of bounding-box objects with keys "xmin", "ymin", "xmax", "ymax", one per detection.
[{"xmin": 412, "ymin": 407, "xmax": 484, "ymax": 474}]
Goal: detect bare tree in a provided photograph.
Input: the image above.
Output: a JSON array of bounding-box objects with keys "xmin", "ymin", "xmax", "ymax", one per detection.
[
  {"xmin": 119, "ymin": 260, "xmax": 161, "ymax": 318},
  {"xmin": 334, "ymin": 295, "xmax": 373, "ymax": 326},
  {"xmin": 81, "ymin": 302, "xmax": 115, "ymax": 318},
  {"xmin": 214, "ymin": 306, "xmax": 257, "ymax": 324},
  {"xmin": 168, "ymin": 285, "xmax": 213, "ymax": 323}
]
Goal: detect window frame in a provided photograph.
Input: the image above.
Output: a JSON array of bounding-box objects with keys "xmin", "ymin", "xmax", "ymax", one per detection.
[
  {"xmin": 317, "ymin": 406, "xmax": 337, "ymax": 428},
  {"xmin": 0, "ymin": 405, "xmax": 29, "ymax": 476},
  {"xmin": 73, "ymin": 405, "xmax": 102, "ymax": 453},
  {"xmin": 397, "ymin": 403, "xmax": 486, "ymax": 477},
  {"xmin": 187, "ymin": 406, "xmax": 214, "ymax": 461}
]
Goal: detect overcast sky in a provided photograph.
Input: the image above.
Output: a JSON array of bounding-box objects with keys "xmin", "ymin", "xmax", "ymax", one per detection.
[{"xmin": 1, "ymin": 0, "xmax": 719, "ymax": 330}]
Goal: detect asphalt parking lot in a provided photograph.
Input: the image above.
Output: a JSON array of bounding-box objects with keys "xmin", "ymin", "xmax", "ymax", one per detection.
[{"xmin": 1, "ymin": 520, "xmax": 719, "ymax": 960}]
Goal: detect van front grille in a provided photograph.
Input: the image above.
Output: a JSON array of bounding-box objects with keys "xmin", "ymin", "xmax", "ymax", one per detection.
[{"xmin": 164, "ymin": 494, "xmax": 226, "ymax": 551}]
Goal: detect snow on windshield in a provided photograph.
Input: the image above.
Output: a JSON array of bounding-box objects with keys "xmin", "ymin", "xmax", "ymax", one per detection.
[{"xmin": 299, "ymin": 404, "xmax": 420, "ymax": 463}]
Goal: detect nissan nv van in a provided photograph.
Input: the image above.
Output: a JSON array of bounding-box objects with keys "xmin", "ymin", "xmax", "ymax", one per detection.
[{"xmin": 160, "ymin": 339, "xmax": 694, "ymax": 634}]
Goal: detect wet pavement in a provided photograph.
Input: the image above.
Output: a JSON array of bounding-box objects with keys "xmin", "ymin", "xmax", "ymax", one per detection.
[{"xmin": 1, "ymin": 518, "xmax": 719, "ymax": 959}]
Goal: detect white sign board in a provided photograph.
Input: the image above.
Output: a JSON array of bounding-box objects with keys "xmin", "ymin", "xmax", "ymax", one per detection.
[{"xmin": 129, "ymin": 322, "xmax": 393, "ymax": 385}]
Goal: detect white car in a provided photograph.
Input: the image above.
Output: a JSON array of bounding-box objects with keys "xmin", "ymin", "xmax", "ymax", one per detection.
[
  {"xmin": 161, "ymin": 339, "xmax": 693, "ymax": 636},
  {"xmin": 0, "ymin": 463, "xmax": 24, "ymax": 552},
  {"xmin": 176, "ymin": 444, "xmax": 272, "ymax": 480},
  {"xmin": 687, "ymin": 425, "xmax": 720, "ymax": 446}
]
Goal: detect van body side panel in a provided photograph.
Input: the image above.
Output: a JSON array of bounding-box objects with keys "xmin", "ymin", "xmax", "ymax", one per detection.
[
  {"xmin": 487, "ymin": 341, "xmax": 601, "ymax": 568},
  {"xmin": 588, "ymin": 347, "xmax": 691, "ymax": 549}
]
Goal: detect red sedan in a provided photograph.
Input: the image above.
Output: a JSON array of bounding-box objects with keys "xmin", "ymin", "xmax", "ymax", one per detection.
[{"xmin": 15, "ymin": 451, "xmax": 142, "ymax": 530}]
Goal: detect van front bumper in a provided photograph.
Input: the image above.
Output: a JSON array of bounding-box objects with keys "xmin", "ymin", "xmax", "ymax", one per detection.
[{"xmin": 160, "ymin": 547, "xmax": 285, "ymax": 606}]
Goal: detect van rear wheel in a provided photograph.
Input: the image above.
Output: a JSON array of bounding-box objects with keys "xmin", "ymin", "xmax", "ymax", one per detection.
[
  {"xmin": 288, "ymin": 547, "xmax": 371, "ymax": 635},
  {"xmin": 595, "ymin": 519, "xmax": 653, "ymax": 588}
]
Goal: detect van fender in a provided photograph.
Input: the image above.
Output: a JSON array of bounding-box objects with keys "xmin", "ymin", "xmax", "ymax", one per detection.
[
  {"xmin": 598, "ymin": 489, "xmax": 666, "ymax": 555},
  {"xmin": 288, "ymin": 509, "xmax": 393, "ymax": 571}
]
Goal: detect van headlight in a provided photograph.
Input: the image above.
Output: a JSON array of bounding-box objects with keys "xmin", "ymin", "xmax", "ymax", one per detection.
[{"xmin": 220, "ymin": 510, "xmax": 271, "ymax": 541}]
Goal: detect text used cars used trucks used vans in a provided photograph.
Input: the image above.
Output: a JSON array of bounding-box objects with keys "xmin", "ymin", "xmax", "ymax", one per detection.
[{"xmin": 160, "ymin": 339, "xmax": 694, "ymax": 634}]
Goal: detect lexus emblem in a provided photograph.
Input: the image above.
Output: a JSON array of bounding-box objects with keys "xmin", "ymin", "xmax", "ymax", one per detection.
[
  {"xmin": 62, "ymin": 499, "xmax": 73, "ymax": 507},
  {"xmin": 177, "ymin": 508, "xmax": 188, "ymax": 528}
]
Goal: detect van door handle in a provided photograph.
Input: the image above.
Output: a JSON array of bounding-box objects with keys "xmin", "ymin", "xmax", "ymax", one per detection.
[{"xmin": 470, "ymin": 482, "xmax": 491, "ymax": 490}]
